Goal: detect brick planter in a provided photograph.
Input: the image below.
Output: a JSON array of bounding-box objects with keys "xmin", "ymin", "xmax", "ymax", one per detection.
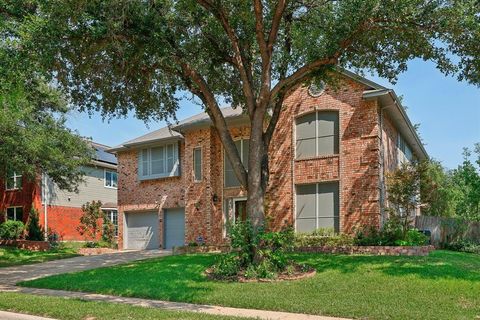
[
  {"xmin": 172, "ymin": 245, "xmax": 230, "ymax": 255},
  {"xmin": 78, "ymin": 247, "xmax": 119, "ymax": 256},
  {"xmin": 0, "ymin": 240, "xmax": 51, "ymax": 251},
  {"xmin": 295, "ymin": 245, "xmax": 435, "ymax": 256}
]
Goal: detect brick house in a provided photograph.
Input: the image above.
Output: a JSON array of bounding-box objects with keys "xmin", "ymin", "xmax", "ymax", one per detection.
[
  {"xmin": 0, "ymin": 142, "xmax": 119, "ymax": 241},
  {"xmin": 111, "ymin": 70, "xmax": 427, "ymax": 250}
]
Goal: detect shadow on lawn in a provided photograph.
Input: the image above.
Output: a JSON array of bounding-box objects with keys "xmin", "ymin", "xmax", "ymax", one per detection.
[
  {"xmin": 21, "ymin": 254, "xmax": 217, "ymax": 302},
  {"xmin": 292, "ymin": 251, "xmax": 480, "ymax": 282}
]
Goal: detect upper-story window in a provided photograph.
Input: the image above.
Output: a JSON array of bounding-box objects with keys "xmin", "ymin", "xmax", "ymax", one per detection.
[
  {"xmin": 193, "ymin": 147, "xmax": 202, "ymax": 182},
  {"xmin": 397, "ymin": 134, "xmax": 413, "ymax": 164},
  {"xmin": 224, "ymin": 139, "xmax": 249, "ymax": 188},
  {"xmin": 138, "ymin": 143, "xmax": 180, "ymax": 180},
  {"xmin": 5, "ymin": 171, "xmax": 22, "ymax": 190},
  {"xmin": 104, "ymin": 170, "xmax": 118, "ymax": 189},
  {"xmin": 296, "ymin": 111, "xmax": 339, "ymax": 159}
]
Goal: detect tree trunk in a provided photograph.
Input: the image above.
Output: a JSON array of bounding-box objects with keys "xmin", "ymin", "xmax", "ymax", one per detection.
[{"xmin": 246, "ymin": 107, "xmax": 269, "ymax": 231}]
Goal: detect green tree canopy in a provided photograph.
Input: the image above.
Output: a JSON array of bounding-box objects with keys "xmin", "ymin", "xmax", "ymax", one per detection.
[
  {"xmin": 1, "ymin": 1, "xmax": 93, "ymax": 191},
  {"xmin": 3, "ymin": 0, "xmax": 479, "ymax": 228}
]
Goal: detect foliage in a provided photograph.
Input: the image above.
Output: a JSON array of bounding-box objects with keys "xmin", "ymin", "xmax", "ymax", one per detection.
[
  {"xmin": 102, "ymin": 218, "xmax": 116, "ymax": 248},
  {"xmin": 3, "ymin": 0, "xmax": 479, "ymax": 235},
  {"xmin": 77, "ymin": 201, "xmax": 104, "ymax": 241},
  {"xmin": 211, "ymin": 220, "xmax": 298, "ymax": 280},
  {"xmin": 354, "ymin": 220, "xmax": 427, "ymax": 246},
  {"xmin": 294, "ymin": 232, "xmax": 354, "ymax": 248},
  {"xmin": 0, "ymin": 221, "xmax": 25, "ymax": 240},
  {"xmin": 443, "ymin": 239, "xmax": 480, "ymax": 254},
  {"xmin": 26, "ymin": 207, "xmax": 44, "ymax": 241},
  {"xmin": 386, "ymin": 161, "xmax": 425, "ymax": 236},
  {"xmin": 0, "ymin": 2, "xmax": 93, "ymax": 191}
]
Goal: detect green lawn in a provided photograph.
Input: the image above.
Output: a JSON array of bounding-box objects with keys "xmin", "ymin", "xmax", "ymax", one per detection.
[
  {"xmin": 0, "ymin": 292, "xmax": 251, "ymax": 320},
  {"xmin": 0, "ymin": 247, "xmax": 79, "ymax": 268},
  {"xmin": 20, "ymin": 250, "xmax": 480, "ymax": 320}
]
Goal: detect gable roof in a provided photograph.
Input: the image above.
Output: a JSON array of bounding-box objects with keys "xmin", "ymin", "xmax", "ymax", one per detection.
[
  {"xmin": 109, "ymin": 71, "xmax": 427, "ymax": 160},
  {"xmin": 90, "ymin": 141, "xmax": 118, "ymax": 165}
]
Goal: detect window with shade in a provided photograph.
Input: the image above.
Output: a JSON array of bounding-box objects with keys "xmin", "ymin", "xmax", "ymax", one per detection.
[
  {"xmin": 138, "ymin": 143, "xmax": 180, "ymax": 180},
  {"xmin": 296, "ymin": 111, "xmax": 339, "ymax": 159},
  {"xmin": 193, "ymin": 147, "xmax": 202, "ymax": 181},
  {"xmin": 224, "ymin": 139, "xmax": 249, "ymax": 188}
]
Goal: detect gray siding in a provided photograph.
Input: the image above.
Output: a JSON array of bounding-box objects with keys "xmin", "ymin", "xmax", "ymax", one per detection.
[{"xmin": 48, "ymin": 165, "xmax": 117, "ymax": 208}]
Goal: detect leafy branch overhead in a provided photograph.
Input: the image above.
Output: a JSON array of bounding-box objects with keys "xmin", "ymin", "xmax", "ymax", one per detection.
[{"xmin": 2, "ymin": 0, "xmax": 478, "ymax": 226}]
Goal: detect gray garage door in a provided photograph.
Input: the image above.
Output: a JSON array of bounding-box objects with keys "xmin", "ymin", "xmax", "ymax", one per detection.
[
  {"xmin": 125, "ymin": 211, "xmax": 159, "ymax": 250},
  {"xmin": 164, "ymin": 208, "xmax": 185, "ymax": 249}
]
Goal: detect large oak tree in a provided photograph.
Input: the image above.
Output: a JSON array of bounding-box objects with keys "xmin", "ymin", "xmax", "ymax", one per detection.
[{"xmin": 7, "ymin": 0, "xmax": 479, "ymax": 228}]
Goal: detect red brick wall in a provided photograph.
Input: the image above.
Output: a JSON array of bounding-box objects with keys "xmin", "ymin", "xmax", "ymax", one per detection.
[
  {"xmin": 0, "ymin": 176, "xmax": 42, "ymax": 224},
  {"xmin": 117, "ymin": 76, "xmax": 387, "ymax": 247},
  {"xmin": 39, "ymin": 205, "xmax": 86, "ymax": 241}
]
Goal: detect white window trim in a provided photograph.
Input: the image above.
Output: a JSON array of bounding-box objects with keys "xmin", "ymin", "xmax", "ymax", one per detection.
[
  {"xmin": 223, "ymin": 139, "xmax": 248, "ymax": 188},
  {"xmin": 6, "ymin": 206, "xmax": 23, "ymax": 221},
  {"xmin": 5, "ymin": 172, "xmax": 22, "ymax": 191},
  {"xmin": 193, "ymin": 147, "xmax": 202, "ymax": 182},
  {"xmin": 103, "ymin": 208, "xmax": 118, "ymax": 237},
  {"xmin": 104, "ymin": 169, "xmax": 118, "ymax": 189},
  {"xmin": 138, "ymin": 143, "xmax": 180, "ymax": 180}
]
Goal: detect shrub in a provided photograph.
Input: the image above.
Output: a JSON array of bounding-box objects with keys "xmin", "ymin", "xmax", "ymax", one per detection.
[
  {"xmin": 102, "ymin": 218, "xmax": 116, "ymax": 248},
  {"xmin": 444, "ymin": 239, "xmax": 480, "ymax": 254},
  {"xmin": 354, "ymin": 220, "xmax": 428, "ymax": 246},
  {"xmin": 294, "ymin": 233, "xmax": 354, "ymax": 248},
  {"xmin": 77, "ymin": 201, "xmax": 103, "ymax": 240},
  {"xmin": 210, "ymin": 220, "xmax": 299, "ymax": 280},
  {"xmin": 26, "ymin": 207, "xmax": 44, "ymax": 241},
  {"xmin": 0, "ymin": 221, "xmax": 25, "ymax": 240},
  {"xmin": 394, "ymin": 229, "xmax": 429, "ymax": 246}
]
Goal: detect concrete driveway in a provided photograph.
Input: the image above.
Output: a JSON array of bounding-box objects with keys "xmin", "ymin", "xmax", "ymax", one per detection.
[{"xmin": 0, "ymin": 250, "xmax": 171, "ymax": 287}]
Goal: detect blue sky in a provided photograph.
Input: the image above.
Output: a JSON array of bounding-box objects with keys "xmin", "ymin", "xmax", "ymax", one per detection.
[{"xmin": 66, "ymin": 59, "xmax": 480, "ymax": 170}]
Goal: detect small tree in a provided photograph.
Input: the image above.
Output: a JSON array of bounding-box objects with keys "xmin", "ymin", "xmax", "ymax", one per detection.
[
  {"xmin": 386, "ymin": 162, "xmax": 425, "ymax": 236},
  {"xmin": 26, "ymin": 207, "xmax": 44, "ymax": 241},
  {"xmin": 102, "ymin": 218, "xmax": 116, "ymax": 248},
  {"xmin": 77, "ymin": 201, "xmax": 104, "ymax": 241}
]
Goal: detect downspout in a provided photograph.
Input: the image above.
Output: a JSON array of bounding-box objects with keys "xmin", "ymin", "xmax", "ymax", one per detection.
[
  {"xmin": 43, "ymin": 174, "xmax": 48, "ymax": 240},
  {"xmin": 378, "ymin": 105, "xmax": 386, "ymax": 228}
]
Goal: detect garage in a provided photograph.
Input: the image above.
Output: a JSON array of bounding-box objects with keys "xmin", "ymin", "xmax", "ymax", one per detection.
[
  {"xmin": 164, "ymin": 208, "xmax": 185, "ymax": 249},
  {"xmin": 124, "ymin": 211, "xmax": 160, "ymax": 250}
]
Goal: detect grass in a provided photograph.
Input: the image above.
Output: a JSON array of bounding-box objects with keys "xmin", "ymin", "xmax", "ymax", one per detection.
[
  {"xmin": 0, "ymin": 246, "xmax": 79, "ymax": 268},
  {"xmin": 20, "ymin": 250, "xmax": 480, "ymax": 320},
  {"xmin": 0, "ymin": 292, "xmax": 251, "ymax": 320}
]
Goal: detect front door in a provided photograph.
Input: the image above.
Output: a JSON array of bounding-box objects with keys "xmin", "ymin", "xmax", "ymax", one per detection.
[{"xmin": 234, "ymin": 199, "xmax": 247, "ymax": 222}]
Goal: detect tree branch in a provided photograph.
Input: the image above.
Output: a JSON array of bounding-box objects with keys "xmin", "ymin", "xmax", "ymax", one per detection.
[{"xmin": 195, "ymin": 0, "xmax": 256, "ymax": 114}]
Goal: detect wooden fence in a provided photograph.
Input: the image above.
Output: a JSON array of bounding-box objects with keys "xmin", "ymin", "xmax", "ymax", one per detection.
[{"xmin": 415, "ymin": 215, "xmax": 480, "ymax": 246}]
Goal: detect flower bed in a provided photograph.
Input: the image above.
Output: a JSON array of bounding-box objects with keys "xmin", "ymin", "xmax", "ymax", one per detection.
[
  {"xmin": 295, "ymin": 245, "xmax": 435, "ymax": 256},
  {"xmin": 78, "ymin": 247, "xmax": 118, "ymax": 255},
  {"xmin": 0, "ymin": 240, "xmax": 51, "ymax": 251}
]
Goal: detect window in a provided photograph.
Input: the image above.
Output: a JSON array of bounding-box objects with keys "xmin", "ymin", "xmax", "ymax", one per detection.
[
  {"xmin": 6, "ymin": 207, "xmax": 23, "ymax": 221},
  {"xmin": 397, "ymin": 134, "xmax": 413, "ymax": 164},
  {"xmin": 296, "ymin": 182, "xmax": 339, "ymax": 233},
  {"xmin": 138, "ymin": 143, "xmax": 180, "ymax": 180},
  {"xmin": 104, "ymin": 209, "xmax": 118, "ymax": 236},
  {"xmin": 5, "ymin": 171, "xmax": 22, "ymax": 190},
  {"xmin": 224, "ymin": 139, "xmax": 249, "ymax": 188},
  {"xmin": 193, "ymin": 147, "xmax": 202, "ymax": 181},
  {"xmin": 296, "ymin": 111, "xmax": 339, "ymax": 159},
  {"xmin": 104, "ymin": 170, "xmax": 118, "ymax": 188}
]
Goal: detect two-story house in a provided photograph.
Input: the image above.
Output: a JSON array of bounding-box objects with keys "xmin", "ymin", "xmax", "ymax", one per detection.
[
  {"xmin": 0, "ymin": 141, "xmax": 119, "ymax": 240},
  {"xmin": 110, "ymin": 70, "xmax": 427, "ymax": 250}
]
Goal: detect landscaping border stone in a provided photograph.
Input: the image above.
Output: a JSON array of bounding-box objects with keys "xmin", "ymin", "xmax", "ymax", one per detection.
[
  {"xmin": 78, "ymin": 247, "xmax": 118, "ymax": 256},
  {"xmin": 0, "ymin": 240, "xmax": 50, "ymax": 251},
  {"xmin": 172, "ymin": 245, "xmax": 230, "ymax": 255},
  {"xmin": 295, "ymin": 245, "xmax": 435, "ymax": 256}
]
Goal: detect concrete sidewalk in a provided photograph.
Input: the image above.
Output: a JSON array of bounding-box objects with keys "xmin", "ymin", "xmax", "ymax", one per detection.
[
  {"xmin": 0, "ymin": 311, "xmax": 56, "ymax": 320},
  {"xmin": 2, "ymin": 285, "xmax": 350, "ymax": 320}
]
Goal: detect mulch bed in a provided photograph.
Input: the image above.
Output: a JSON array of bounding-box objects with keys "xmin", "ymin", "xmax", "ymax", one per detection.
[{"xmin": 205, "ymin": 263, "xmax": 316, "ymax": 283}]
